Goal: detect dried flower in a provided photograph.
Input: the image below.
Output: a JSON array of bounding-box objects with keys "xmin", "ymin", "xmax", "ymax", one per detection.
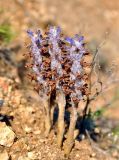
[{"xmin": 26, "ymin": 26, "xmax": 90, "ymax": 101}]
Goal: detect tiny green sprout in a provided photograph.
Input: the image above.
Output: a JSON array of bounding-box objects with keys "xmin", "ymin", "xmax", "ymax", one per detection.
[
  {"xmin": 0, "ymin": 24, "xmax": 14, "ymax": 44},
  {"xmin": 93, "ymin": 108, "xmax": 106, "ymax": 119},
  {"xmin": 112, "ymin": 126, "xmax": 119, "ymax": 136}
]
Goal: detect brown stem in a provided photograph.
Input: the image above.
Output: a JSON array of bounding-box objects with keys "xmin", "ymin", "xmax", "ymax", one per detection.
[
  {"xmin": 39, "ymin": 92, "xmax": 51, "ymax": 137},
  {"xmin": 64, "ymin": 102, "xmax": 78, "ymax": 156},
  {"xmin": 43, "ymin": 97, "xmax": 51, "ymax": 137},
  {"xmin": 56, "ymin": 90, "xmax": 66, "ymax": 147}
]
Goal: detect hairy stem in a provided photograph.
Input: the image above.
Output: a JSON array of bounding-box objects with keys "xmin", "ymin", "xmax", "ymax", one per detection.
[
  {"xmin": 64, "ymin": 102, "xmax": 78, "ymax": 156},
  {"xmin": 56, "ymin": 90, "xmax": 66, "ymax": 147},
  {"xmin": 44, "ymin": 97, "xmax": 51, "ymax": 137},
  {"xmin": 39, "ymin": 92, "xmax": 51, "ymax": 137}
]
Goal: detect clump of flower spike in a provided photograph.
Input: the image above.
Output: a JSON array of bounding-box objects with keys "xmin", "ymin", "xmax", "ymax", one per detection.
[
  {"xmin": 26, "ymin": 26, "xmax": 91, "ymax": 156},
  {"xmin": 27, "ymin": 26, "xmax": 90, "ymax": 100}
]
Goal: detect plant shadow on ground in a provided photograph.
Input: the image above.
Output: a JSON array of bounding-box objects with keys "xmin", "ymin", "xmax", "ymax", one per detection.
[
  {"xmin": 0, "ymin": 114, "xmax": 13, "ymax": 126},
  {"xmin": 0, "ymin": 101, "xmax": 13, "ymax": 126},
  {"xmin": 52, "ymin": 106, "xmax": 98, "ymax": 142}
]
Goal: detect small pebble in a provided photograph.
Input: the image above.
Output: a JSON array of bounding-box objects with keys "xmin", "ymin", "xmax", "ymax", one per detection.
[
  {"xmin": 90, "ymin": 152, "xmax": 96, "ymax": 157},
  {"xmin": 27, "ymin": 151, "xmax": 37, "ymax": 159},
  {"xmin": 94, "ymin": 127, "xmax": 100, "ymax": 134},
  {"xmin": 76, "ymin": 154, "xmax": 80, "ymax": 157},
  {"xmin": 24, "ymin": 126, "xmax": 32, "ymax": 133},
  {"xmin": 0, "ymin": 122, "xmax": 15, "ymax": 147},
  {"xmin": 78, "ymin": 134, "xmax": 85, "ymax": 140},
  {"xmin": 0, "ymin": 150, "xmax": 9, "ymax": 160}
]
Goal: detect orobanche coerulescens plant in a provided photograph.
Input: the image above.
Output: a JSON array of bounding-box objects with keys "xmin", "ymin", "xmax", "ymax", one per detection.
[{"xmin": 26, "ymin": 26, "xmax": 92, "ymax": 155}]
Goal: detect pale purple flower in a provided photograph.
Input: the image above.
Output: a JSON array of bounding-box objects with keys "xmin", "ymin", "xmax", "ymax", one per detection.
[
  {"xmin": 49, "ymin": 26, "xmax": 61, "ymax": 39},
  {"xmin": 65, "ymin": 37, "xmax": 74, "ymax": 45},
  {"xmin": 71, "ymin": 61, "xmax": 82, "ymax": 75},
  {"xmin": 66, "ymin": 34, "xmax": 86, "ymax": 100},
  {"xmin": 27, "ymin": 29, "xmax": 44, "ymax": 84},
  {"xmin": 49, "ymin": 26, "xmax": 63, "ymax": 80}
]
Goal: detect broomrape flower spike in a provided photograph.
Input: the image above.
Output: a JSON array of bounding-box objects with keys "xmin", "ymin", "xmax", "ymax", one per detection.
[{"xmin": 26, "ymin": 26, "xmax": 91, "ymax": 155}]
